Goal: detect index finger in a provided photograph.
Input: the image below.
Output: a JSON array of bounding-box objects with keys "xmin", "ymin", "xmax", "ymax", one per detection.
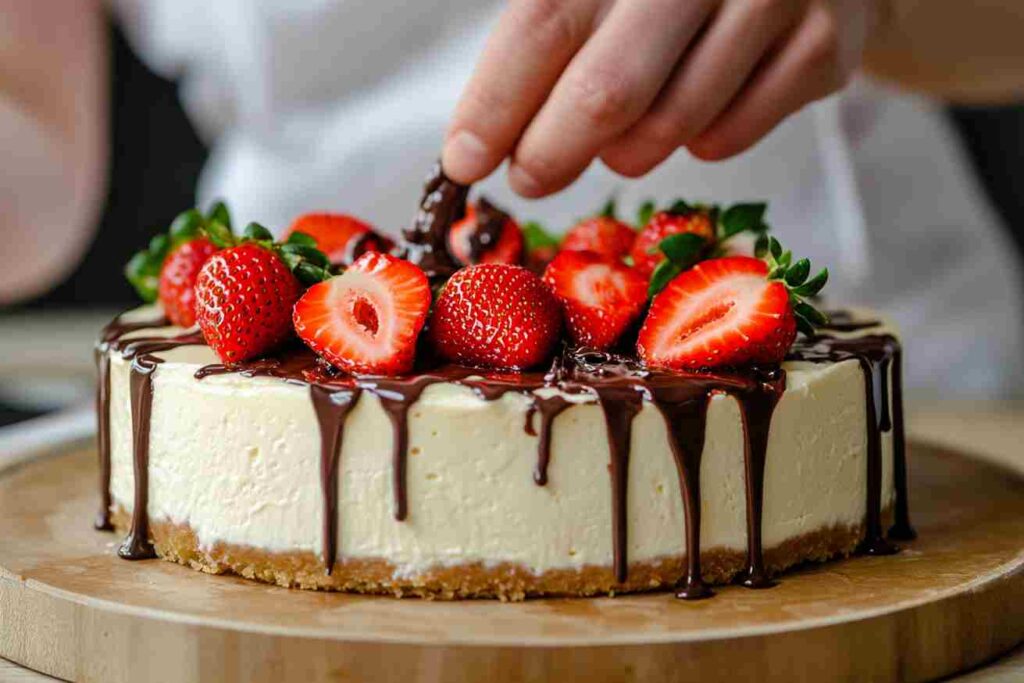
[{"xmin": 442, "ymin": 0, "xmax": 601, "ymax": 184}]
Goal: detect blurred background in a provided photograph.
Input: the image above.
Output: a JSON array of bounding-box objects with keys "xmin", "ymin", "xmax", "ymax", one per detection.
[{"xmin": 2, "ymin": 11, "xmax": 1024, "ymax": 428}]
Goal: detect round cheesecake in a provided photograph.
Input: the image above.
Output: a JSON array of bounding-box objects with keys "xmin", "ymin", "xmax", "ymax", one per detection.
[{"xmin": 95, "ymin": 305, "xmax": 911, "ymax": 600}]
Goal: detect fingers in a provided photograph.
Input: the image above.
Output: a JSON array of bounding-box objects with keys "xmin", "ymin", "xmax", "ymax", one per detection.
[
  {"xmin": 687, "ymin": 1, "xmax": 847, "ymax": 161},
  {"xmin": 442, "ymin": 0, "xmax": 602, "ymax": 185},
  {"xmin": 507, "ymin": 0, "xmax": 715, "ymax": 197},
  {"xmin": 600, "ymin": 0, "xmax": 806, "ymax": 177}
]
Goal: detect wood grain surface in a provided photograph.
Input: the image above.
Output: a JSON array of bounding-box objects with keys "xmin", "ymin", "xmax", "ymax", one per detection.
[{"xmin": 1, "ymin": 439, "xmax": 1023, "ymax": 682}]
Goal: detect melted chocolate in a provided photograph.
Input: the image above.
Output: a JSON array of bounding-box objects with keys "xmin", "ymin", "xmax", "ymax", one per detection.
[
  {"xmin": 789, "ymin": 333, "xmax": 912, "ymax": 553},
  {"xmin": 101, "ymin": 307, "xmax": 911, "ymax": 595},
  {"xmin": 735, "ymin": 370, "xmax": 786, "ymax": 588},
  {"xmin": 465, "ymin": 196, "xmax": 509, "ymax": 264},
  {"xmin": 310, "ymin": 386, "xmax": 362, "ymax": 573},
  {"xmin": 820, "ymin": 310, "xmax": 882, "ymax": 333},
  {"xmin": 397, "ymin": 161, "xmax": 467, "ymax": 279},
  {"xmin": 94, "ymin": 315, "xmax": 169, "ymax": 530}
]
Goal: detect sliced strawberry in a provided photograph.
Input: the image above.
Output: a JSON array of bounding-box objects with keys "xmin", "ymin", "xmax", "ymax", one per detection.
[
  {"xmin": 293, "ymin": 252, "xmax": 430, "ymax": 375},
  {"xmin": 631, "ymin": 210, "xmax": 715, "ymax": 278},
  {"xmin": 561, "ymin": 216, "xmax": 636, "ymax": 260},
  {"xmin": 448, "ymin": 200, "xmax": 524, "ymax": 266},
  {"xmin": 285, "ymin": 213, "xmax": 393, "ymax": 266},
  {"xmin": 543, "ymin": 250, "xmax": 647, "ymax": 350},
  {"xmin": 158, "ymin": 237, "xmax": 217, "ymax": 327},
  {"xmin": 638, "ymin": 256, "xmax": 796, "ymax": 369},
  {"xmin": 429, "ymin": 264, "xmax": 562, "ymax": 370},
  {"xmin": 195, "ymin": 243, "xmax": 303, "ymax": 363}
]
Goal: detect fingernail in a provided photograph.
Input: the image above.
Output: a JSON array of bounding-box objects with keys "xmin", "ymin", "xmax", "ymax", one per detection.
[
  {"xmin": 508, "ymin": 164, "xmax": 544, "ymax": 198},
  {"xmin": 442, "ymin": 130, "xmax": 491, "ymax": 183}
]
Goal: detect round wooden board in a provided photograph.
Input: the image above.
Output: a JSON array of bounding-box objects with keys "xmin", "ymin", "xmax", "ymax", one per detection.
[{"xmin": 2, "ymin": 443, "xmax": 1024, "ymax": 683}]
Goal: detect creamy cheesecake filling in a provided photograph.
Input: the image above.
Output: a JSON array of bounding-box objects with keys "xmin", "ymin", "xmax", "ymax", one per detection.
[{"xmin": 96, "ymin": 306, "xmax": 910, "ymax": 598}]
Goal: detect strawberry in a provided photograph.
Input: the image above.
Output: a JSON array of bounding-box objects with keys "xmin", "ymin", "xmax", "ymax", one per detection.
[
  {"xmin": 157, "ymin": 237, "xmax": 217, "ymax": 327},
  {"xmin": 543, "ymin": 250, "xmax": 647, "ymax": 350},
  {"xmin": 430, "ymin": 264, "xmax": 562, "ymax": 370},
  {"xmin": 293, "ymin": 252, "xmax": 431, "ymax": 375},
  {"xmin": 285, "ymin": 213, "xmax": 393, "ymax": 266},
  {"xmin": 638, "ymin": 241, "xmax": 828, "ymax": 369},
  {"xmin": 447, "ymin": 199, "xmax": 524, "ymax": 266},
  {"xmin": 561, "ymin": 216, "xmax": 636, "ymax": 260},
  {"xmin": 195, "ymin": 243, "xmax": 304, "ymax": 363},
  {"xmin": 631, "ymin": 210, "xmax": 716, "ymax": 278},
  {"xmin": 631, "ymin": 200, "xmax": 769, "ymax": 279}
]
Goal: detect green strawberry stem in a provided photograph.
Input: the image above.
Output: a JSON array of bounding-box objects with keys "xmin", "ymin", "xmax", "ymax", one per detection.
[
  {"xmin": 124, "ymin": 201, "xmax": 334, "ymax": 303},
  {"xmin": 760, "ymin": 235, "xmax": 829, "ymax": 336}
]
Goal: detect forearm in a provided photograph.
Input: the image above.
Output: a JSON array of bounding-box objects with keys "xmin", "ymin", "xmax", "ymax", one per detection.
[
  {"xmin": 0, "ymin": 0, "xmax": 107, "ymax": 305},
  {"xmin": 864, "ymin": 0, "xmax": 1024, "ymax": 103}
]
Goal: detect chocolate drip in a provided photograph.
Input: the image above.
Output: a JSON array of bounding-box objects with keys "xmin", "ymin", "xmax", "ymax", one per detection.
[
  {"xmin": 651, "ymin": 387, "xmax": 713, "ymax": 600},
  {"xmin": 465, "ymin": 196, "xmax": 509, "ymax": 264},
  {"xmin": 888, "ymin": 346, "xmax": 915, "ymax": 540},
  {"xmin": 397, "ymin": 161, "xmax": 467, "ymax": 279},
  {"xmin": 366, "ymin": 376, "xmax": 440, "ymax": 521},
  {"xmin": 789, "ymin": 334, "xmax": 905, "ymax": 555},
  {"xmin": 529, "ymin": 395, "xmax": 571, "ymax": 486},
  {"xmin": 94, "ymin": 315, "xmax": 169, "ymax": 530},
  {"xmin": 735, "ymin": 370, "xmax": 786, "ymax": 588},
  {"xmin": 594, "ymin": 385, "xmax": 645, "ymax": 584},
  {"xmin": 820, "ymin": 310, "xmax": 882, "ymax": 333},
  {"xmin": 310, "ymin": 386, "xmax": 362, "ymax": 574},
  {"xmin": 118, "ymin": 354, "xmax": 161, "ymax": 560}
]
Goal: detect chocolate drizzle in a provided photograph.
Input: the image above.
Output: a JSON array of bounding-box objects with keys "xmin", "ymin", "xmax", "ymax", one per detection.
[
  {"xmin": 735, "ymin": 370, "xmax": 786, "ymax": 588},
  {"xmin": 100, "ymin": 308, "xmax": 911, "ymax": 595},
  {"xmin": 397, "ymin": 161, "xmax": 468, "ymax": 279},
  {"xmin": 310, "ymin": 386, "xmax": 362, "ymax": 573},
  {"xmin": 465, "ymin": 196, "xmax": 509, "ymax": 264}
]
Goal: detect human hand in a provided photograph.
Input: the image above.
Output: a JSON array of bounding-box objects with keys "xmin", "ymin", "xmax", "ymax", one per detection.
[{"xmin": 443, "ymin": 0, "xmax": 880, "ymax": 197}]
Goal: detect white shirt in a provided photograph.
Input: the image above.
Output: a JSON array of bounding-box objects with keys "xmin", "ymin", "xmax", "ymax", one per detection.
[{"xmin": 114, "ymin": 0, "xmax": 1024, "ymax": 398}]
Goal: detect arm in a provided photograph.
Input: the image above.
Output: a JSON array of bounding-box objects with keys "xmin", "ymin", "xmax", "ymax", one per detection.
[
  {"xmin": 0, "ymin": 0, "xmax": 107, "ymax": 305},
  {"xmin": 864, "ymin": 0, "xmax": 1024, "ymax": 103}
]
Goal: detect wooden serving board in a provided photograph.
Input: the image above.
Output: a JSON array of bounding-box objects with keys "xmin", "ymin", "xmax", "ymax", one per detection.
[{"xmin": 2, "ymin": 442, "xmax": 1024, "ymax": 683}]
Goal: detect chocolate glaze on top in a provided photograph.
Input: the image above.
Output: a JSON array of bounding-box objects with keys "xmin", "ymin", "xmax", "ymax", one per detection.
[
  {"xmin": 99, "ymin": 310, "xmax": 910, "ymax": 598},
  {"xmin": 465, "ymin": 196, "xmax": 509, "ymax": 264},
  {"xmin": 396, "ymin": 161, "xmax": 468, "ymax": 280}
]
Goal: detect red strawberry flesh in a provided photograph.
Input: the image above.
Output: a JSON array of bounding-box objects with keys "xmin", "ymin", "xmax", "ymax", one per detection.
[{"xmin": 293, "ymin": 252, "xmax": 431, "ymax": 375}]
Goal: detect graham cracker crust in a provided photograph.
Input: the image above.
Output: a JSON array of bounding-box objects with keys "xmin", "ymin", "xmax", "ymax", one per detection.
[{"xmin": 111, "ymin": 507, "xmax": 888, "ymax": 600}]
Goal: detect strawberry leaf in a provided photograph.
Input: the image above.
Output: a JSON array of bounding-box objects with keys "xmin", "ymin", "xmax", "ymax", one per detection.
[
  {"xmin": 666, "ymin": 199, "xmax": 695, "ymax": 216},
  {"xmin": 207, "ymin": 200, "xmax": 232, "ymax": 230},
  {"xmin": 242, "ymin": 222, "xmax": 274, "ymax": 242},
  {"xmin": 636, "ymin": 200, "xmax": 656, "ymax": 227},
  {"xmin": 285, "ymin": 231, "xmax": 318, "ymax": 247},
  {"xmin": 294, "ymin": 262, "xmax": 332, "ymax": 286},
  {"xmin": 204, "ymin": 221, "xmax": 234, "ymax": 248},
  {"xmin": 522, "ymin": 221, "xmax": 561, "ymax": 252},
  {"xmin": 763, "ymin": 237, "xmax": 830, "ymax": 337},
  {"xmin": 754, "ymin": 233, "xmax": 770, "ymax": 258},
  {"xmin": 719, "ymin": 202, "xmax": 767, "ymax": 240},
  {"xmin": 784, "ymin": 258, "xmax": 810, "ymax": 287},
  {"xmin": 169, "ymin": 209, "xmax": 203, "ymax": 241},
  {"xmin": 648, "ymin": 259, "xmax": 682, "ymax": 298},
  {"xmin": 659, "ymin": 232, "xmax": 706, "ymax": 265},
  {"xmin": 792, "ymin": 268, "xmax": 828, "ymax": 297},
  {"xmin": 600, "ymin": 198, "xmax": 617, "ymax": 219}
]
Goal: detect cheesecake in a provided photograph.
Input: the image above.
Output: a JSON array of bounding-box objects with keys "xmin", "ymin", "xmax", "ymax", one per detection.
[{"xmin": 96, "ymin": 169, "xmax": 913, "ymax": 600}]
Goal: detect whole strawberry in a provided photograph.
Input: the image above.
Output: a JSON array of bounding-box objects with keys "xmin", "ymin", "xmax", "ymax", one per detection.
[
  {"xmin": 543, "ymin": 250, "xmax": 647, "ymax": 350},
  {"xmin": 631, "ymin": 210, "xmax": 716, "ymax": 278},
  {"xmin": 429, "ymin": 264, "xmax": 562, "ymax": 370},
  {"xmin": 195, "ymin": 243, "xmax": 303, "ymax": 363},
  {"xmin": 158, "ymin": 237, "xmax": 217, "ymax": 327},
  {"xmin": 447, "ymin": 198, "xmax": 524, "ymax": 266}
]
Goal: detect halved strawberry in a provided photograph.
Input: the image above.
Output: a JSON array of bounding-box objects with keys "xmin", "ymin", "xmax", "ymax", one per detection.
[
  {"xmin": 631, "ymin": 210, "xmax": 716, "ymax": 278},
  {"xmin": 560, "ymin": 216, "xmax": 636, "ymax": 260},
  {"xmin": 543, "ymin": 250, "xmax": 647, "ymax": 350},
  {"xmin": 447, "ymin": 199, "xmax": 524, "ymax": 266},
  {"xmin": 637, "ymin": 247, "xmax": 828, "ymax": 369},
  {"xmin": 158, "ymin": 237, "xmax": 217, "ymax": 327},
  {"xmin": 293, "ymin": 252, "xmax": 431, "ymax": 375},
  {"xmin": 429, "ymin": 264, "xmax": 562, "ymax": 370},
  {"xmin": 285, "ymin": 213, "xmax": 393, "ymax": 266}
]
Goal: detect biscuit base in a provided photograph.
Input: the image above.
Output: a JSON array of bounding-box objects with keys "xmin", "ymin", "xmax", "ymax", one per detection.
[{"xmin": 111, "ymin": 507, "xmax": 890, "ymax": 600}]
